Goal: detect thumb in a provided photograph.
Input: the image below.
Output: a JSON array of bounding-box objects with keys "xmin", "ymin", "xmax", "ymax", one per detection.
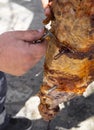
[{"xmin": 14, "ymin": 29, "xmax": 44, "ymax": 41}]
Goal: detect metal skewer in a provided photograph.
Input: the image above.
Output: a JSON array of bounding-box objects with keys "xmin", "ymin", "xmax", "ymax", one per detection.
[{"xmin": 33, "ymin": 27, "xmax": 56, "ymax": 44}]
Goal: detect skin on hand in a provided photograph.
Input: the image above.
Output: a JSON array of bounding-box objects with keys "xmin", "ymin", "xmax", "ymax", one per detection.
[
  {"xmin": 0, "ymin": 30, "xmax": 47, "ymax": 76},
  {"xmin": 41, "ymin": 0, "xmax": 49, "ymax": 8},
  {"xmin": 41, "ymin": 0, "xmax": 52, "ymax": 17}
]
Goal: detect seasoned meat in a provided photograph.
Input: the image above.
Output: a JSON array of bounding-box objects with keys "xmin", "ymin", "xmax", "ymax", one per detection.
[{"xmin": 38, "ymin": 0, "xmax": 94, "ymax": 121}]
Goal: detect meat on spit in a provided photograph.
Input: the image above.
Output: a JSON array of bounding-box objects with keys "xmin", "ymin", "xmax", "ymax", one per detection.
[{"xmin": 38, "ymin": 0, "xmax": 94, "ymax": 121}]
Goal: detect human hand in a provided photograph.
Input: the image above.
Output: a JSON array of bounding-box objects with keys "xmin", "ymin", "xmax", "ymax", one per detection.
[
  {"xmin": 0, "ymin": 29, "xmax": 47, "ymax": 76},
  {"xmin": 41, "ymin": 0, "xmax": 49, "ymax": 9},
  {"xmin": 41, "ymin": 0, "xmax": 52, "ymax": 16}
]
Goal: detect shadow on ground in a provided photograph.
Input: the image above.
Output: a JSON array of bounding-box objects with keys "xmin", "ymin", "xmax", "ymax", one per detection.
[{"xmin": 48, "ymin": 93, "xmax": 94, "ymax": 129}]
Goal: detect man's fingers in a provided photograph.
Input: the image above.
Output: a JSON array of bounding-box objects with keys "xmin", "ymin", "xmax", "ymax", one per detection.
[
  {"xmin": 12, "ymin": 29, "xmax": 44, "ymax": 41},
  {"xmin": 41, "ymin": 0, "xmax": 49, "ymax": 8},
  {"xmin": 44, "ymin": 2, "xmax": 52, "ymax": 16},
  {"xmin": 29, "ymin": 40, "xmax": 47, "ymax": 57},
  {"xmin": 45, "ymin": 7, "xmax": 51, "ymax": 16}
]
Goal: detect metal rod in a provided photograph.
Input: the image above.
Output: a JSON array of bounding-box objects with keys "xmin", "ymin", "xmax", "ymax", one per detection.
[{"xmin": 47, "ymin": 120, "xmax": 51, "ymax": 130}]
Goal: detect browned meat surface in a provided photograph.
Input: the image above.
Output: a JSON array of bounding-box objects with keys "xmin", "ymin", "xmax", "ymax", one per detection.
[{"xmin": 38, "ymin": 0, "xmax": 94, "ymax": 121}]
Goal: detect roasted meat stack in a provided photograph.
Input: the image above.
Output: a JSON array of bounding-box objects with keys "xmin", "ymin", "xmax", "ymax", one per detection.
[{"xmin": 38, "ymin": 0, "xmax": 94, "ymax": 121}]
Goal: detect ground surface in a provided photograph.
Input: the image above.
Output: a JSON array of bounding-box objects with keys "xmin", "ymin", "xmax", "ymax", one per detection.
[{"xmin": 0, "ymin": 0, "xmax": 94, "ymax": 130}]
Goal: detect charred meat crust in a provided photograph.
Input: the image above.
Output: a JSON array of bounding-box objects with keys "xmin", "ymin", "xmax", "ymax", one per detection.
[{"xmin": 38, "ymin": 0, "xmax": 94, "ymax": 121}]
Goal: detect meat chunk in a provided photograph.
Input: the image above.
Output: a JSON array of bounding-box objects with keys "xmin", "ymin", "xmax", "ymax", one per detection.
[{"xmin": 38, "ymin": 0, "xmax": 94, "ymax": 121}]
